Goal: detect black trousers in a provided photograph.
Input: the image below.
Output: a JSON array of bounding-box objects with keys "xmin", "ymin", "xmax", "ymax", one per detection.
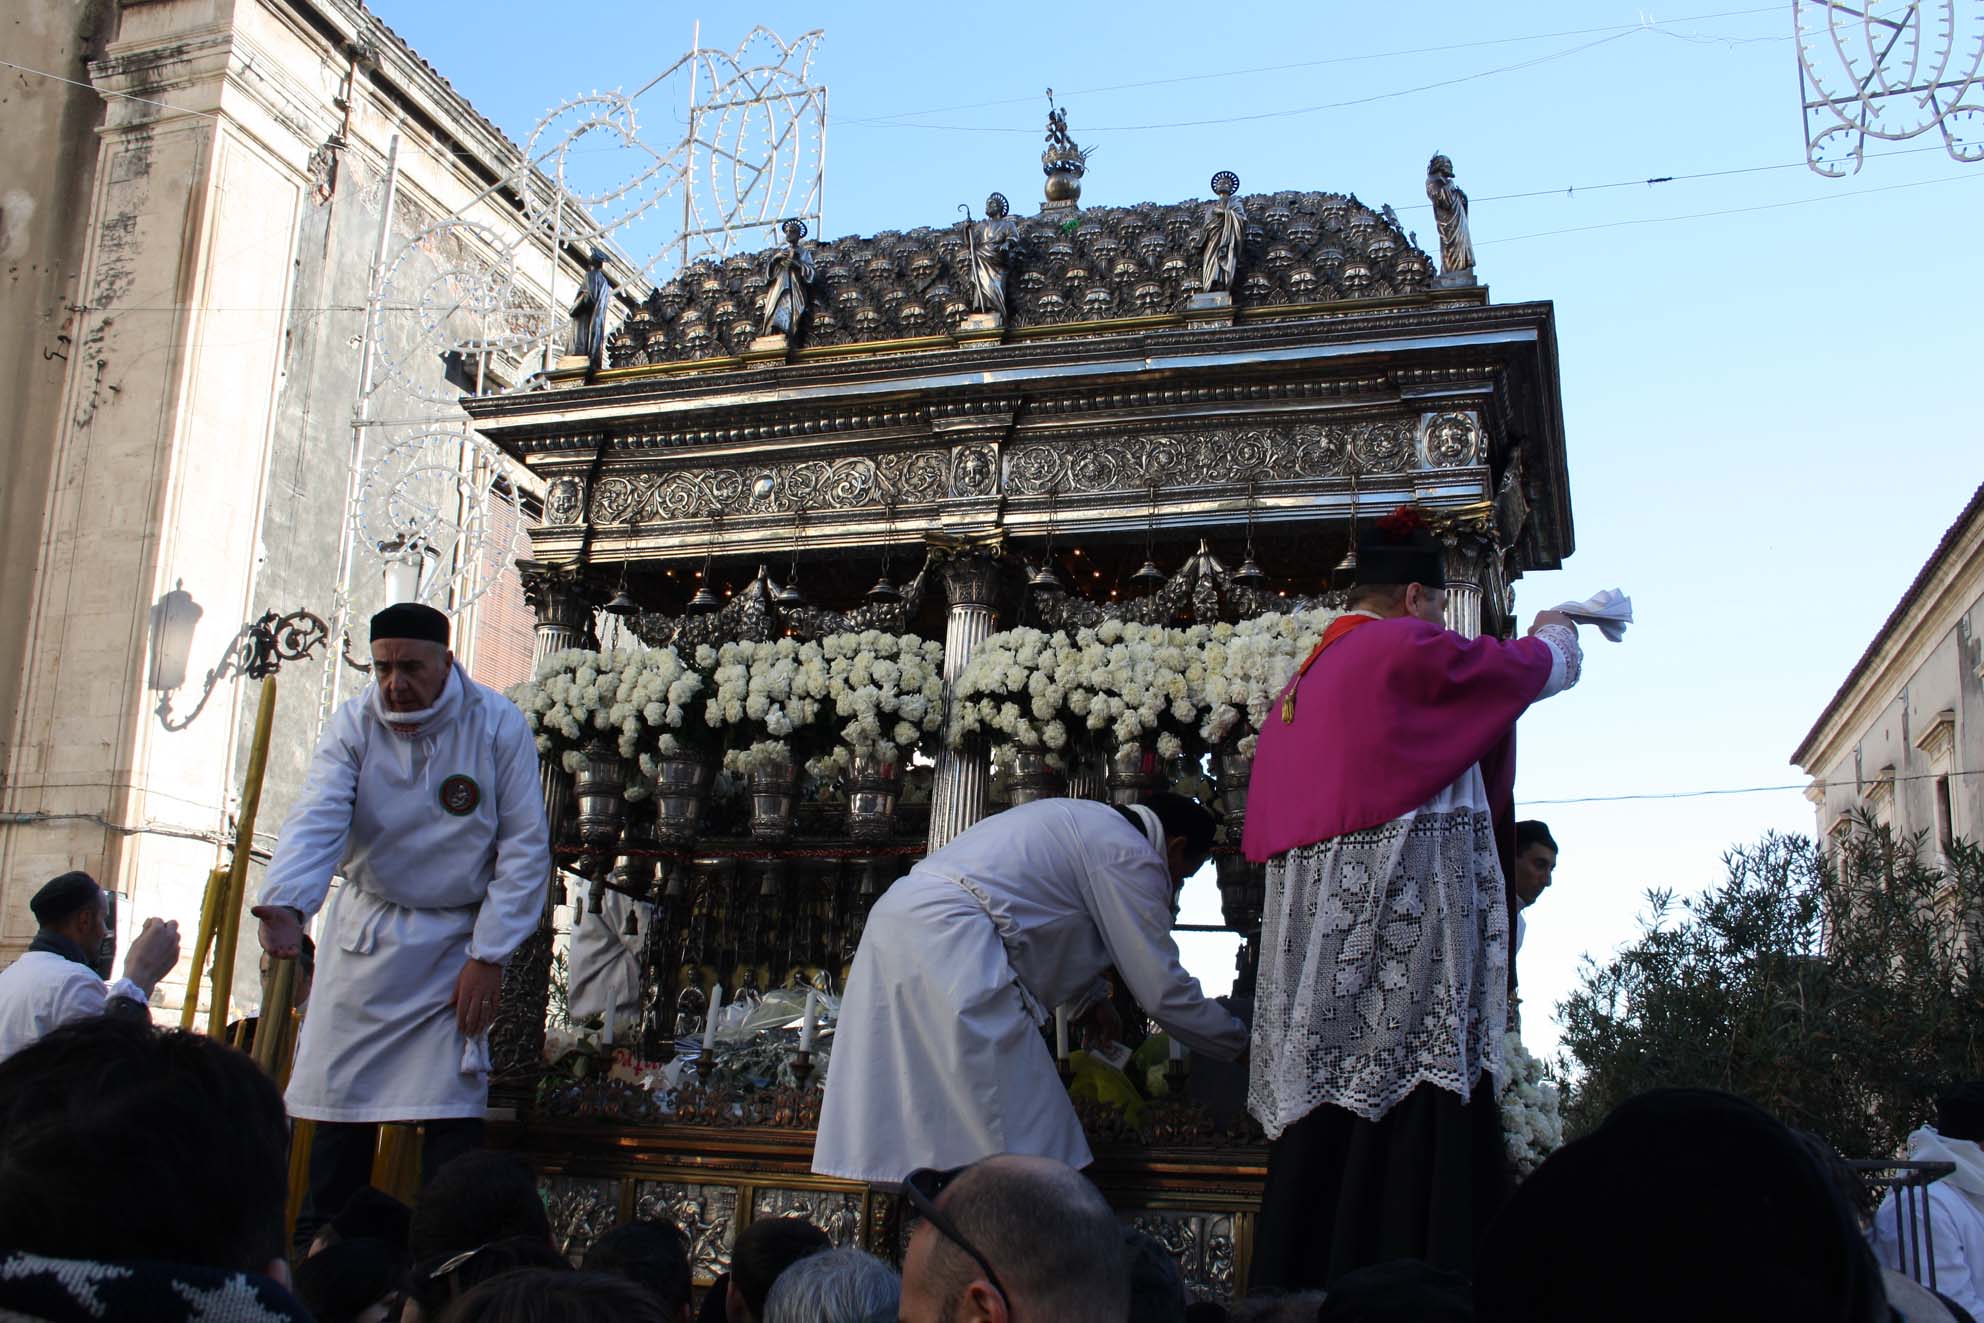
[
  {"xmin": 292, "ymin": 1117, "xmax": 486, "ymax": 1253},
  {"xmin": 1249, "ymin": 1076, "xmax": 1511, "ymax": 1292}
]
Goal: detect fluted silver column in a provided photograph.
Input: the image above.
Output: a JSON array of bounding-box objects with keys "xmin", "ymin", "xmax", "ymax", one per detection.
[
  {"xmin": 928, "ymin": 551, "xmax": 1002, "ymax": 851},
  {"xmin": 1441, "ymin": 531, "xmax": 1492, "ymax": 640}
]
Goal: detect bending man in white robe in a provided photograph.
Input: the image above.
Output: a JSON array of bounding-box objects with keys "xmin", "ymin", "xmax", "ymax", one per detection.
[
  {"xmin": 254, "ymin": 602, "xmax": 549, "ymax": 1248},
  {"xmin": 814, "ymin": 793, "xmax": 1247, "ymax": 1186}
]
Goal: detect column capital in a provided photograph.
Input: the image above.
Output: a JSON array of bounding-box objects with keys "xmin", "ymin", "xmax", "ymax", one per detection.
[
  {"xmin": 519, "ymin": 560, "xmax": 605, "ymax": 637},
  {"xmin": 935, "ymin": 544, "xmax": 1005, "ymax": 612}
]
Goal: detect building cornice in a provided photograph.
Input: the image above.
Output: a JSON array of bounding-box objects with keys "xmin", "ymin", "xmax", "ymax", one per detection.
[{"xmin": 1792, "ymin": 481, "xmax": 1984, "ymax": 773}]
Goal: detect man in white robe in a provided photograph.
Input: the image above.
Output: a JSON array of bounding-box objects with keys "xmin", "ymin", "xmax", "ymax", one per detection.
[
  {"xmin": 813, "ymin": 793, "xmax": 1247, "ymax": 1187},
  {"xmin": 255, "ymin": 602, "xmax": 549, "ymax": 1244},
  {"xmin": 1874, "ymin": 1083, "xmax": 1984, "ymax": 1317}
]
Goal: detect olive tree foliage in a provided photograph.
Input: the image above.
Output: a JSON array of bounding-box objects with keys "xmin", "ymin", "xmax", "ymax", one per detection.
[{"xmin": 1556, "ymin": 819, "xmax": 1984, "ymax": 1158}]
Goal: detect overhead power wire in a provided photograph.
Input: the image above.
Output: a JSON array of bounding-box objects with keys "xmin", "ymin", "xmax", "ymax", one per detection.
[
  {"xmin": 839, "ymin": 4, "xmax": 1782, "ymax": 124},
  {"xmin": 1521, "ymin": 768, "xmax": 1984, "ymax": 809}
]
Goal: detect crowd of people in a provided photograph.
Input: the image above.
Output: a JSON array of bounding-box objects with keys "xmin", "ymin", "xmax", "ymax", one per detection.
[{"xmin": 1, "ymin": 1010, "xmax": 1979, "ymax": 1321}]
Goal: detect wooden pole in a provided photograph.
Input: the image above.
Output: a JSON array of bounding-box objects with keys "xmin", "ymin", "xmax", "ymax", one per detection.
[
  {"xmin": 179, "ymin": 865, "xmax": 230, "ymax": 1030},
  {"xmin": 209, "ymin": 673, "xmax": 279, "ymax": 1037},
  {"xmin": 252, "ymin": 957, "xmax": 296, "ymax": 1074}
]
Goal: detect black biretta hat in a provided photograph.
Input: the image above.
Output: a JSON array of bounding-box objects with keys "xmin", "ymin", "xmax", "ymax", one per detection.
[
  {"xmin": 370, "ymin": 602, "xmax": 449, "ymax": 647},
  {"xmin": 1353, "ymin": 505, "xmax": 1446, "ymax": 590}
]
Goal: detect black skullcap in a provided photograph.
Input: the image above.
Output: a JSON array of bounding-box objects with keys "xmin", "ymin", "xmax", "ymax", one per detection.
[
  {"xmin": 1477, "ymin": 1089, "xmax": 1887, "ymax": 1323},
  {"xmin": 369, "ymin": 602, "xmax": 449, "ymax": 647},
  {"xmin": 1353, "ymin": 505, "xmax": 1445, "ymax": 590},
  {"xmin": 330, "ymin": 1186, "xmax": 412, "ymax": 1257},
  {"xmin": 29, "ymin": 872, "xmax": 101, "ymax": 928},
  {"xmin": 1316, "ymin": 1259, "xmax": 1472, "ymax": 1322},
  {"xmin": 1937, "ymin": 1081, "xmax": 1984, "ymax": 1143}
]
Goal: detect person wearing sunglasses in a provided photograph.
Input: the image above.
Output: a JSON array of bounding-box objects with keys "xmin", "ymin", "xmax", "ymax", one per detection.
[
  {"xmin": 813, "ymin": 792, "xmax": 1246, "ymax": 1188},
  {"xmin": 898, "ymin": 1156, "xmax": 1129, "ymax": 1323}
]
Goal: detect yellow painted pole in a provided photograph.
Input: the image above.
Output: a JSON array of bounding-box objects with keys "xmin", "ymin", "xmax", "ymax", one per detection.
[
  {"xmin": 179, "ymin": 866, "xmax": 230, "ymax": 1030},
  {"xmin": 209, "ymin": 673, "xmax": 279, "ymax": 1038},
  {"xmin": 252, "ymin": 958, "xmax": 296, "ymax": 1074}
]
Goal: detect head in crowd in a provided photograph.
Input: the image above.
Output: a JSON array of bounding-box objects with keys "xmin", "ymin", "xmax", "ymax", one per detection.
[
  {"xmin": 1136, "ymin": 792, "xmax": 1220, "ymax": 888},
  {"xmin": 727, "ymin": 1218, "xmax": 832, "ymax": 1323},
  {"xmin": 1938, "ymin": 1080, "xmax": 1984, "ymax": 1143},
  {"xmin": 1122, "ymin": 1228, "xmax": 1187, "ymax": 1323},
  {"xmin": 1476, "ymin": 1088, "xmax": 1890, "ymax": 1323},
  {"xmin": 1512, "ymin": 820, "xmax": 1558, "ymax": 908},
  {"xmin": 0, "ymin": 1018, "xmax": 289, "ymax": 1276},
  {"xmin": 1345, "ymin": 506, "xmax": 1447, "ymax": 625},
  {"xmin": 583, "ymin": 1218, "xmax": 694, "ymax": 1321},
  {"xmin": 405, "ymin": 1238, "xmax": 571, "ymax": 1323},
  {"xmin": 29, "ymin": 871, "xmax": 108, "ymax": 960},
  {"xmin": 437, "ymin": 1268, "xmax": 669, "ymax": 1323},
  {"xmin": 761, "ymin": 1247, "xmax": 900, "ymax": 1323},
  {"xmin": 899, "ymin": 1155, "xmax": 1129, "ymax": 1323},
  {"xmin": 309, "ymin": 1184, "xmax": 411, "ymax": 1261},
  {"xmin": 370, "ymin": 602, "xmax": 454, "ymax": 713},
  {"xmin": 1183, "ymin": 1302, "xmax": 1232, "ymax": 1323},
  {"xmin": 1314, "ymin": 1260, "xmax": 1472, "ymax": 1322},
  {"xmin": 1225, "ymin": 1292, "xmax": 1327, "ymax": 1323},
  {"xmin": 291, "ymin": 1237, "xmax": 399, "ymax": 1323},
  {"xmin": 410, "ymin": 1151, "xmax": 554, "ymax": 1265}
]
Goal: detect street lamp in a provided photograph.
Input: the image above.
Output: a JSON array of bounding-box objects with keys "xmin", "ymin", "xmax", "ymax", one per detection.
[
  {"xmin": 147, "ymin": 602, "xmax": 330, "ymax": 1042},
  {"xmin": 379, "ymin": 533, "xmax": 439, "ymax": 606}
]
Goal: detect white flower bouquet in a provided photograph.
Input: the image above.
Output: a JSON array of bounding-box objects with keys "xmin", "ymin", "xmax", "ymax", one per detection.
[
  {"xmin": 1191, "ymin": 607, "xmax": 1341, "ymax": 757},
  {"xmin": 703, "ymin": 636, "xmax": 839, "ymax": 774},
  {"xmin": 811, "ymin": 628, "xmax": 947, "ymax": 772},
  {"xmin": 507, "ymin": 644, "xmax": 715, "ymax": 772},
  {"xmin": 1498, "ymin": 1031, "xmax": 1565, "ymax": 1179}
]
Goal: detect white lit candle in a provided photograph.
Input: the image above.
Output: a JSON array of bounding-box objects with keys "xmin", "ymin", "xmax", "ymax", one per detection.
[
  {"xmin": 799, "ymin": 989, "xmax": 819, "ymax": 1053},
  {"xmin": 1169, "ymin": 1035, "xmax": 1188, "ymax": 1063},
  {"xmin": 1055, "ymin": 1006, "xmax": 1070, "ymax": 1061},
  {"xmin": 602, "ymin": 1006, "xmax": 616, "ymax": 1048},
  {"xmin": 703, "ymin": 984, "xmax": 723, "ymax": 1053}
]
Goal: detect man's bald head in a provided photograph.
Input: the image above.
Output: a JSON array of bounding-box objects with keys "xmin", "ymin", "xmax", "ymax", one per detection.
[{"xmin": 905, "ymin": 1155, "xmax": 1128, "ymax": 1323}]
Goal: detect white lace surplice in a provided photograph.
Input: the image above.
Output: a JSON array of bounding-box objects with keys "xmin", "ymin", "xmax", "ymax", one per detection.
[{"xmin": 1246, "ymin": 624, "xmax": 1581, "ymax": 1138}]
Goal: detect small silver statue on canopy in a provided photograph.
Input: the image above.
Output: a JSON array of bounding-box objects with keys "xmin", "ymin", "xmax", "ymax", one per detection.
[
  {"xmin": 759, "ymin": 219, "xmax": 814, "ymax": 337},
  {"xmin": 1041, "ymin": 89, "xmax": 1091, "ymax": 209},
  {"xmin": 1197, "ymin": 171, "xmax": 1246, "ymax": 293},
  {"xmin": 963, "ymin": 192, "xmax": 1023, "ymax": 316},
  {"xmin": 568, "ymin": 247, "xmax": 615, "ymax": 370},
  {"xmin": 1426, "ymin": 153, "xmax": 1476, "ymax": 282}
]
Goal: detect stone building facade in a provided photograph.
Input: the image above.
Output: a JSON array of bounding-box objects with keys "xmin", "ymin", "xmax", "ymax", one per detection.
[
  {"xmin": 1793, "ymin": 482, "xmax": 1984, "ymax": 862},
  {"xmin": 0, "ymin": 0, "xmax": 618, "ymax": 1006}
]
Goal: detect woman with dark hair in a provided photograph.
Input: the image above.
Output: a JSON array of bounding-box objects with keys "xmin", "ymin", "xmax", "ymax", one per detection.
[{"xmin": 815, "ymin": 793, "xmax": 1246, "ymax": 1186}]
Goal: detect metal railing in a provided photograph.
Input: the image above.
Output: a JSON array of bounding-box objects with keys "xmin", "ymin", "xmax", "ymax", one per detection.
[{"xmin": 1852, "ymin": 1159, "xmax": 1957, "ymax": 1292}]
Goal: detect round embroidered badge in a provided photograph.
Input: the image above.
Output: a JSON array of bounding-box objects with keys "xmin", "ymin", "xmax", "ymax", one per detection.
[{"xmin": 439, "ymin": 774, "xmax": 481, "ymax": 816}]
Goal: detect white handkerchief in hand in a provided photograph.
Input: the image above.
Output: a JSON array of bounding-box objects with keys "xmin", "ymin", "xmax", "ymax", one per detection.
[
  {"xmin": 461, "ymin": 1032, "xmax": 491, "ymax": 1080},
  {"xmin": 1550, "ymin": 589, "xmax": 1633, "ymax": 642}
]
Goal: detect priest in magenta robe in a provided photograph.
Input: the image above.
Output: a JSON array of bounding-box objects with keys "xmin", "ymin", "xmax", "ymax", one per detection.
[{"xmin": 1240, "ymin": 506, "xmax": 1584, "ymax": 1290}]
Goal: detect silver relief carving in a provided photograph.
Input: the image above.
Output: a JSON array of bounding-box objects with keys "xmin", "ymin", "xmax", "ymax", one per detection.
[
  {"xmin": 1127, "ymin": 1211, "xmax": 1239, "ymax": 1302},
  {"xmin": 749, "ymin": 1188, "xmax": 866, "ymax": 1247},
  {"xmin": 1422, "ymin": 411, "xmax": 1482, "ymax": 468},
  {"xmin": 1003, "ymin": 423, "xmax": 1415, "ymax": 496},
  {"xmin": 541, "ymin": 1176, "xmax": 622, "ymax": 1262},
  {"xmin": 588, "ymin": 451, "xmax": 953, "ymax": 523},
  {"xmin": 949, "ymin": 444, "xmax": 999, "ymax": 498},
  {"xmin": 634, "ymin": 1181, "xmax": 740, "ymax": 1279}
]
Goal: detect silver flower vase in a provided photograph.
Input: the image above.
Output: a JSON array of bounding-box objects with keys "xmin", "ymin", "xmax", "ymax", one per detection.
[
  {"xmin": 1008, "ymin": 749, "xmax": 1067, "ymax": 806},
  {"xmin": 748, "ymin": 749, "xmax": 800, "ymax": 842},
  {"xmin": 652, "ymin": 750, "xmax": 715, "ymax": 844},
  {"xmin": 1104, "ymin": 739, "xmax": 1163, "ymax": 806},
  {"xmin": 573, "ymin": 736, "xmax": 627, "ymax": 850},
  {"xmin": 844, "ymin": 750, "xmax": 902, "ymax": 841}
]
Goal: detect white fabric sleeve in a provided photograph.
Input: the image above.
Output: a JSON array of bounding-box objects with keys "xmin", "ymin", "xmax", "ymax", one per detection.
[
  {"xmin": 51, "ymin": 967, "xmax": 109, "ymax": 1027},
  {"xmin": 259, "ymin": 712, "xmax": 363, "ymax": 917},
  {"xmin": 1875, "ymin": 1193, "xmax": 1984, "ymax": 1318},
  {"xmin": 1529, "ymin": 623, "xmax": 1582, "ymax": 700},
  {"xmin": 1083, "ymin": 852, "xmax": 1249, "ymax": 1061},
  {"xmin": 468, "ymin": 708, "xmax": 553, "ymax": 965}
]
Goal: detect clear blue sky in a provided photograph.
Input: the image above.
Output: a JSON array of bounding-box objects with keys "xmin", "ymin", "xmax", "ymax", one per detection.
[{"xmin": 369, "ymin": 0, "xmax": 1984, "ymax": 1061}]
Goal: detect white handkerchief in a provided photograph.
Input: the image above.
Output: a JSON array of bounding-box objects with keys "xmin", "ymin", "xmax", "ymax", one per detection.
[
  {"xmin": 1550, "ymin": 589, "xmax": 1633, "ymax": 642},
  {"xmin": 461, "ymin": 1032, "xmax": 491, "ymax": 1080}
]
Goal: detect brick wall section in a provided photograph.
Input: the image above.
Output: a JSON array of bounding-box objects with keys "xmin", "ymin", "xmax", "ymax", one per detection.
[{"xmin": 466, "ymin": 485, "xmax": 540, "ymax": 693}]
